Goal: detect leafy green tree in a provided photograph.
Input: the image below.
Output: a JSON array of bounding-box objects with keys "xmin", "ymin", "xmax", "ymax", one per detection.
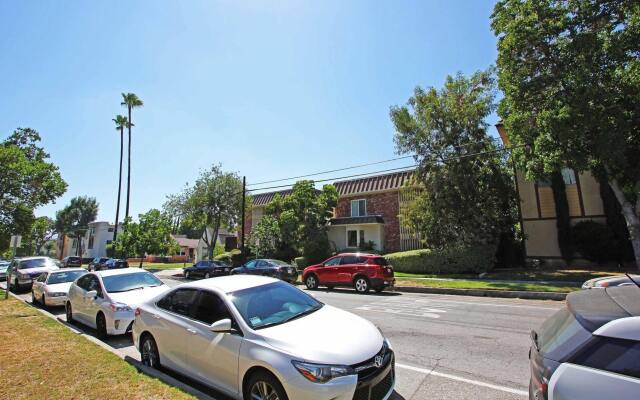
[
  {"xmin": 492, "ymin": 0, "xmax": 640, "ymax": 267},
  {"xmin": 390, "ymin": 70, "xmax": 517, "ymax": 249},
  {"xmin": 112, "ymin": 217, "xmax": 139, "ymax": 259},
  {"xmin": 120, "ymin": 93, "xmax": 143, "ymax": 221},
  {"xmin": 112, "ymin": 115, "xmax": 128, "ymax": 242},
  {"xmin": 25, "ymin": 216, "xmax": 56, "ymax": 255},
  {"xmin": 136, "ymin": 209, "xmax": 179, "ymax": 267},
  {"xmin": 176, "ymin": 164, "xmax": 246, "ymax": 260},
  {"xmin": 0, "ymin": 128, "xmax": 67, "ymax": 252},
  {"xmin": 248, "ymin": 215, "xmax": 281, "ymax": 258},
  {"xmin": 259, "ymin": 180, "xmax": 338, "ymax": 263},
  {"xmin": 55, "ymin": 196, "xmax": 99, "ymax": 263}
]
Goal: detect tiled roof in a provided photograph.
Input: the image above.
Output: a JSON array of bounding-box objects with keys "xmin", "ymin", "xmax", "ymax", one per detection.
[
  {"xmin": 251, "ymin": 190, "xmax": 292, "ymax": 207},
  {"xmin": 328, "ymin": 215, "xmax": 385, "ymax": 225},
  {"xmin": 333, "ymin": 169, "xmax": 415, "ymax": 196},
  {"xmin": 172, "ymin": 236, "xmax": 199, "ymax": 249}
]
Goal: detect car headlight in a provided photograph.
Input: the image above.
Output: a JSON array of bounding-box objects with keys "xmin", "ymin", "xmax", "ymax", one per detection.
[
  {"xmin": 291, "ymin": 360, "xmax": 354, "ymax": 383},
  {"xmin": 109, "ymin": 302, "xmax": 133, "ymax": 312}
]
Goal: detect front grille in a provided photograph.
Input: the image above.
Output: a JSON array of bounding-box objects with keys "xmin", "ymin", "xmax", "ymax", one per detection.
[
  {"xmin": 371, "ymin": 369, "xmax": 394, "ymax": 399},
  {"xmin": 353, "ymin": 387, "xmax": 369, "ymax": 400},
  {"xmin": 353, "ymin": 343, "xmax": 391, "ymax": 380},
  {"xmin": 351, "ymin": 344, "xmax": 394, "ymax": 400}
]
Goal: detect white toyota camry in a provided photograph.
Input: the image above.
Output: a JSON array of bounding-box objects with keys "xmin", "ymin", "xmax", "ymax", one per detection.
[
  {"xmin": 133, "ymin": 275, "xmax": 395, "ymax": 400},
  {"xmin": 66, "ymin": 268, "xmax": 170, "ymax": 338}
]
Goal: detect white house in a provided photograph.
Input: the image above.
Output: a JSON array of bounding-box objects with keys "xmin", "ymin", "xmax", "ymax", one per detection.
[{"xmin": 61, "ymin": 221, "xmax": 121, "ymax": 259}]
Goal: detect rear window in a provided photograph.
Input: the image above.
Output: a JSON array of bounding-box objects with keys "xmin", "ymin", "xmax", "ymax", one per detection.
[
  {"xmin": 371, "ymin": 257, "xmax": 388, "ymax": 266},
  {"xmin": 571, "ymin": 337, "xmax": 640, "ymax": 379},
  {"xmin": 536, "ymin": 308, "xmax": 592, "ymax": 361}
]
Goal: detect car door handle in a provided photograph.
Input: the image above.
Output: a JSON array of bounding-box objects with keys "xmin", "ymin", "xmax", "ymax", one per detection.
[
  {"xmin": 151, "ymin": 314, "xmax": 161, "ymax": 319},
  {"xmin": 186, "ymin": 328, "xmax": 197, "ymax": 334}
]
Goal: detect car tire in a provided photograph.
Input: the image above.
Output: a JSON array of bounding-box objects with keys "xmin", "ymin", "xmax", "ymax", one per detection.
[
  {"xmin": 354, "ymin": 276, "xmax": 371, "ymax": 294},
  {"xmin": 41, "ymin": 294, "xmax": 46, "ymax": 307},
  {"xmin": 141, "ymin": 334, "xmax": 161, "ymax": 369},
  {"xmin": 66, "ymin": 302, "xmax": 74, "ymax": 323},
  {"xmin": 305, "ymin": 274, "xmax": 319, "ymax": 290},
  {"xmin": 185, "ymin": 271, "xmax": 191, "ymax": 279},
  {"xmin": 205, "ymin": 272, "xmax": 211, "ymax": 279},
  {"xmin": 96, "ymin": 313, "xmax": 108, "ymax": 340},
  {"xmin": 244, "ymin": 370, "xmax": 289, "ymax": 400},
  {"xmin": 31, "ymin": 290, "xmax": 36, "ymax": 303}
]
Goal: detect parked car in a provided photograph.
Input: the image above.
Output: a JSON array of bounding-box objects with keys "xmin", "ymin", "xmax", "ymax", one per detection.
[
  {"xmin": 133, "ymin": 275, "xmax": 395, "ymax": 400},
  {"xmin": 100, "ymin": 258, "xmax": 129, "ymax": 270},
  {"xmin": 31, "ymin": 268, "xmax": 87, "ymax": 307},
  {"xmin": 66, "ymin": 268, "xmax": 169, "ymax": 339},
  {"xmin": 529, "ymin": 285, "xmax": 640, "ymax": 400},
  {"xmin": 0, "ymin": 260, "xmax": 10, "ymax": 281},
  {"xmin": 6, "ymin": 257, "xmax": 61, "ymax": 292},
  {"xmin": 231, "ymin": 259, "xmax": 299, "ymax": 283},
  {"xmin": 302, "ymin": 253, "xmax": 395, "ymax": 294},
  {"xmin": 183, "ymin": 260, "xmax": 231, "ymax": 279},
  {"xmin": 581, "ymin": 274, "xmax": 640, "ymax": 289},
  {"xmin": 62, "ymin": 256, "xmax": 82, "ymax": 268},
  {"xmin": 88, "ymin": 257, "xmax": 111, "ymax": 271}
]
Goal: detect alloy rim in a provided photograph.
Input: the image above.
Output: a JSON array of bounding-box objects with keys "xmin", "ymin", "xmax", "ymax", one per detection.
[
  {"xmin": 205, "ymin": 273, "xmax": 210, "ymax": 279},
  {"xmin": 142, "ymin": 339, "xmax": 156, "ymax": 367},
  {"xmin": 250, "ymin": 381, "xmax": 279, "ymax": 400},
  {"xmin": 307, "ymin": 276, "xmax": 316, "ymax": 288},
  {"xmin": 356, "ymin": 279, "xmax": 367, "ymax": 292}
]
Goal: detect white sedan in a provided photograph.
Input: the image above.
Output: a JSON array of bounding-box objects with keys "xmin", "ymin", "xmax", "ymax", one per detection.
[
  {"xmin": 133, "ymin": 275, "xmax": 395, "ymax": 400},
  {"xmin": 31, "ymin": 268, "xmax": 87, "ymax": 307},
  {"xmin": 66, "ymin": 268, "xmax": 169, "ymax": 339}
]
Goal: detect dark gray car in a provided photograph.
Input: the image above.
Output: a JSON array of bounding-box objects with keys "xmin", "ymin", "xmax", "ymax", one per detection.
[{"xmin": 582, "ymin": 274, "xmax": 640, "ymax": 289}]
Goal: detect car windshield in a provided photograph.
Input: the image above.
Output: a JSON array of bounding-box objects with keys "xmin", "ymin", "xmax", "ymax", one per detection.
[
  {"xmin": 102, "ymin": 272, "xmax": 163, "ymax": 293},
  {"xmin": 19, "ymin": 258, "xmax": 59, "ymax": 269},
  {"xmin": 269, "ymin": 260, "xmax": 290, "ymax": 266},
  {"xmin": 48, "ymin": 270, "xmax": 87, "ymax": 284},
  {"xmin": 229, "ymin": 281, "xmax": 323, "ymax": 330}
]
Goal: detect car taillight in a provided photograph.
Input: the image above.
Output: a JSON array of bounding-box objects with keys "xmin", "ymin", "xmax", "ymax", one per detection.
[
  {"xmin": 134, "ymin": 308, "xmax": 141, "ymax": 317},
  {"xmin": 599, "ymin": 281, "xmax": 609, "ymax": 287}
]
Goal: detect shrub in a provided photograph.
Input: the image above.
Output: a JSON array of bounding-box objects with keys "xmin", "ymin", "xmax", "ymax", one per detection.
[
  {"xmin": 572, "ymin": 220, "xmax": 623, "ymax": 263},
  {"xmin": 385, "ymin": 244, "xmax": 497, "ymax": 274},
  {"xmin": 302, "ymin": 232, "xmax": 332, "ymax": 265},
  {"xmin": 214, "ymin": 248, "xmax": 244, "ymax": 267}
]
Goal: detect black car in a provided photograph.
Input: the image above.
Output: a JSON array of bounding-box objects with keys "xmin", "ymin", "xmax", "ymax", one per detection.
[
  {"xmin": 183, "ymin": 260, "xmax": 231, "ymax": 279},
  {"xmin": 101, "ymin": 258, "xmax": 129, "ymax": 270},
  {"xmin": 62, "ymin": 256, "xmax": 82, "ymax": 268},
  {"xmin": 88, "ymin": 257, "xmax": 110, "ymax": 271},
  {"xmin": 231, "ymin": 259, "xmax": 299, "ymax": 283},
  {"xmin": 529, "ymin": 285, "xmax": 640, "ymax": 399}
]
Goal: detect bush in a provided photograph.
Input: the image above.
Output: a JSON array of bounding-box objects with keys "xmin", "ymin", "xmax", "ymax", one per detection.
[
  {"xmin": 385, "ymin": 244, "xmax": 497, "ymax": 274},
  {"xmin": 214, "ymin": 248, "xmax": 244, "ymax": 267},
  {"xmin": 293, "ymin": 257, "xmax": 308, "ymax": 269},
  {"xmin": 302, "ymin": 232, "xmax": 332, "ymax": 265},
  {"xmin": 572, "ymin": 220, "xmax": 623, "ymax": 263}
]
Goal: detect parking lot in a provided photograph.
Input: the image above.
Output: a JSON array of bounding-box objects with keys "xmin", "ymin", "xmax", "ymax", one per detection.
[{"xmin": 2, "ymin": 272, "xmax": 562, "ymax": 399}]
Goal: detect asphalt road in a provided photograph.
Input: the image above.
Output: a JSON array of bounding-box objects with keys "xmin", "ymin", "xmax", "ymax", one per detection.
[{"xmin": 3, "ymin": 274, "xmax": 563, "ymax": 399}]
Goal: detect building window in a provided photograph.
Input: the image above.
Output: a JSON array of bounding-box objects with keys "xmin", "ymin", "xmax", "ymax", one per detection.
[
  {"xmin": 347, "ymin": 230, "xmax": 365, "ymax": 248},
  {"xmin": 108, "ymin": 227, "xmax": 114, "ymax": 232},
  {"xmin": 351, "ymin": 199, "xmax": 366, "ymax": 217},
  {"xmin": 561, "ymin": 168, "xmax": 576, "ymax": 185},
  {"xmin": 88, "ymin": 237, "xmax": 94, "ymax": 250}
]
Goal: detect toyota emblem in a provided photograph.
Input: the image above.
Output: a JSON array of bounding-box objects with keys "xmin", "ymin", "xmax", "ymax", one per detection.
[{"xmin": 374, "ymin": 355, "xmax": 383, "ymax": 368}]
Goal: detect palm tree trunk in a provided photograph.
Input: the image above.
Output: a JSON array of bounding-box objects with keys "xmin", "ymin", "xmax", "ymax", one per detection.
[
  {"xmin": 125, "ymin": 105, "xmax": 132, "ymax": 221},
  {"xmin": 113, "ymin": 126, "xmax": 124, "ymax": 242}
]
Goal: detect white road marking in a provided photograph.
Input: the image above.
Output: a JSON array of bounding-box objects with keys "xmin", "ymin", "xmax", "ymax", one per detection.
[
  {"xmin": 396, "ymin": 363, "xmax": 528, "ymax": 397},
  {"xmin": 407, "ymin": 296, "xmax": 560, "ymax": 310},
  {"xmin": 357, "ymin": 298, "xmax": 453, "ymax": 318}
]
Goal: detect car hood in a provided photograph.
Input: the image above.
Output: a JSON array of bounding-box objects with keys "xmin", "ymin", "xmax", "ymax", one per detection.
[
  {"xmin": 45, "ymin": 282, "xmax": 73, "ymax": 293},
  {"xmin": 107, "ymin": 285, "xmax": 170, "ymax": 307},
  {"xmin": 258, "ymin": 305, "xmax": 383, "ymax": 365}
]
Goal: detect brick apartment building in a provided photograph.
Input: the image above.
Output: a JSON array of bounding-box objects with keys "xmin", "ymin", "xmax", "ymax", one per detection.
[{"xmin": 246, "ymin": 170, "xmax": 422, "ymax": 253}]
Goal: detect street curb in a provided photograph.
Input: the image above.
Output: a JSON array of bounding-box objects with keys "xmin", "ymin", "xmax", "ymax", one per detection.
[
  {"xmin": 394, "ymin": 286, "xmax": 568, "ymax": 301},
  {"xmin": 2, "ymin": 289, "xmax": 216, "ymax": 400}
]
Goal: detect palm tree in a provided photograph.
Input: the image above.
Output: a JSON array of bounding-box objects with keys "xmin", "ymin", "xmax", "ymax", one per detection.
[
  {"xmin": 112, "ymin": 115, "xmax": 128, "ymax": 242},
  {"xmin": 120, "ymin": 92, "xmax": 143, "ymax": 222}
]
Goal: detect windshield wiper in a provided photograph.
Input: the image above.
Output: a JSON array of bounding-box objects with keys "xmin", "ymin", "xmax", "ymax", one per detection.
[{"xmin": 625, "ymin": 273, "xmax": 640, "ymax": 289}]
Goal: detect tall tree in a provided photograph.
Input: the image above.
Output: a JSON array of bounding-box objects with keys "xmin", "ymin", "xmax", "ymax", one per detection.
[
  {"xmin": 390, "ymin": 70, "xmax": 517, "ymax": 249},
  {"xmin": 112, "ymin": 115, "xmax": 128, "ymax": 243},
  {"xmin": 0, "ymin": 128, "xmax": 66, "ymax": 252},
  {"xmin": 27, "ymin": 216, "xmax": 56, "ymax": 255},
  {"xmin": 492, "ymin": 0, "xmax": 640, "ymax": 268},
  {"xmin": 120, "ymin": 93, "xmax": 143, "ymax": 221},
  {"xmin": 176, "ymin": 165, "xmax": 245, "ymax": 260},
  {"xmin": 55, "ymin": 196, "xmax": 99, "ymax": 264},
  {"xmin": 113, "ymin": 209, "xmax": 178, "ymax": 267}
]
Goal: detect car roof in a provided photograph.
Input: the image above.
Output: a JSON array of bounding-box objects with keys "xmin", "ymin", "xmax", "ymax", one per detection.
[
  {"xmin": 568, "ymin": 285, "xmax": 640, "ymax": 331},
  {"xmin": 335, "ymin": 253, "xmax": 381, "ymax": 258},
  {"xmin": 95, "ymin": 267, "xmax": 147, "ymax": 277},
  {"xmin": 51, "ymin": 268, "xmax": 86, "ymax": 273},
  {"xmin": 19, "ymin": 256, "xmax": 52, "ymax": 261},
  {"xmin": 179, "ymin": 275, "xmax": 280, "ymax": 294}
]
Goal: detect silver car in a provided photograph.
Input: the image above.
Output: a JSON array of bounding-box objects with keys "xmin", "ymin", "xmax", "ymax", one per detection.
[
  {"xmin": 133, "ymin": 275, "xmax": 395, "ymax": 400},
  {"xmin": 581, "ymin": 274, "xmax": 640, "ymax": 289},
  {"xmin": 6, "ymin": 257, "xmax": 61, "ymax": 291},
  {"xmin": 0, "ymin": 260, "xmax": 10, "ymax": 281}
]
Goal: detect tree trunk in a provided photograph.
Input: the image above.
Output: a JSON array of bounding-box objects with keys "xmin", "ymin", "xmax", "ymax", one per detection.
[
  {"xmin": 76, "ymin": 236, "xmax": 83, "ymax": 267},
  {"xmin": 609, "ymin": 179, "xmax": 640, "ymax": 271},
  {"xmin": 209, "ymin": 214, "xmax": 222, "ymax": 260},
  {"xmin": 114, "ymin": 126, "xmax": 124, "ymax": 242},
  {"xmin": 125, "ymin": 105, "xmax": 132, "ymax": 221},
  {"xmin": 139, "ymin": 252, "xmax": 144, "ymax": 268}
]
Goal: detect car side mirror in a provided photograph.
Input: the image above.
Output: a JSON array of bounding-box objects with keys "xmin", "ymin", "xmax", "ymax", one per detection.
[
  {"xmin": 84, "ymin": 290, "xmax": 97, "ymax": 299},
  {"xmin": 210, "ymin": 318, "xmax": 233, "ymax": 333}
]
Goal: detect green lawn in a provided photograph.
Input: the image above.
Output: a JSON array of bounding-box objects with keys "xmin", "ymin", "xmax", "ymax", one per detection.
[
  {"xmin": 395, "ymin": 268, "xmax": 622, "ymax": 283},
  {"xmin": 141, "ymin": 262, "xmax": 189, "ymax": 270},
  {"xmin": 0, "ymin": 297, "xmax": 195, "ymax": 400},
  {"xmin": 397, "ymin": 278, "xmax": 580, "ymax": 293}
]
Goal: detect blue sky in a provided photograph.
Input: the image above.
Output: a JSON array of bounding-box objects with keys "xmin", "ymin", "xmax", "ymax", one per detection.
[{"xmin": 0, "ymin": 0, "xmax": 499, "ymax": 222}]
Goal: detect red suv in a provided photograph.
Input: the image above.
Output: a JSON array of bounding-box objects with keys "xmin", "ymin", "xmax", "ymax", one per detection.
[{"xmin": 302, "ymin": 253, "xmax": 395, "ymax": 294}]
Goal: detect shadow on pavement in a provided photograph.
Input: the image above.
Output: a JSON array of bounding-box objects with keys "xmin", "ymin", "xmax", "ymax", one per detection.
[{"xmin": 310, "ymin": 287, "xmax": 403, "ymax": 297}]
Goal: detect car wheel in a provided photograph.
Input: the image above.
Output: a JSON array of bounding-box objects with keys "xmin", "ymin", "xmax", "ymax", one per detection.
[
  {"xmin": 31, "ymin": 291, "xmax": 36, "ymax": 303},
  {"xmin": 354, "ymin": 276, "xmax": 370, "ymax": 294},
  {"xmin": 245, "ymin": 371, "xmax": 288, "ymax": 400},
  {"xmin": 42, "ymin": 294, "xmax": 47, "ymax": 307},
  {"xmin": 305, "ymin": 274, "xmax": 319, "ymax": 290},
  {"xmin": 204, "ymin": 272, "xmax": 211, "ymax": 279},
  {"xmin": 141, "ymin": 335, "xmax": 161, "ymax": 369},
  {"xmin": 66, "ymin": 302, "xmax": 74, "ymax": 323},
  {"xmin": 184, "ymin": 271, "xmax": 191, "ymax": 279},
  {"xmin": 96, "ymin": 313, "xmax": 108, "ymax": 340}
]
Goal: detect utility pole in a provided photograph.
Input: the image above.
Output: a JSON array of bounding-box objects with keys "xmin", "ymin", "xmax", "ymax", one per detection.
[{"xmin": 240, "ymin": 176, "xmax": 246, "ymax": 256}]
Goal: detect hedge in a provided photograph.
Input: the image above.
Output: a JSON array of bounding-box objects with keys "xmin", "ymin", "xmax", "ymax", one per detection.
[
  {"xmin": 214, "ymin": 249, "xmax": 244, "ymax": 267},
  {"xmin": 385, "ymin": 244, "xmax": 497, "ymax": 274}
]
